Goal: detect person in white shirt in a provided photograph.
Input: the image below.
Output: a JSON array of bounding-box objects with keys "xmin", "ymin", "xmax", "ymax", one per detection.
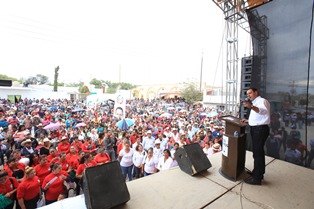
[
  {"xmin": 143, "ymin": 148, "xmax": 156, "ymax": 176},
  {"xmin": 163, "ymin": 127, "xmax": 172, "ymax": 139},
  {"xmin": 170, "ymin": 128, "xmax": 180, "ymax": 143},
  {"xmin": 241, "ymin": 87, "xmax": 270, "ymax": 185},
  {"xmin": 156, "ymin": 149, "xmax": 173, "ymax": 171},
  {"xmin": 142, "ymin": 130, "xmax": 155, "ymax": 152},
  {"xmin": 187, "ymin": 124, "xmax": 194, "ymax": 141},
  {"xmin": 158, "ymin": 134, "xmax": 168, "ymax": 151},
  {"xmin": 203, "ymin": 142, "xmax": 211, "ymax": 157},
  {"xmin": 118, "ymin": 141, "xmax": 134, "ymax": 181},
  {"xmin": 170, "ymin": 143, "xmax": 179, "ymax": 167},
  {"xmin": 132, "ymin": 136, "xmax": 142, "ymax": 151},
  {"xmin": 132, "ymin": 144, "xmax": 146, "ymax": 179},
  {"xmin": 153, "ymin": 139, "xmax": 163, "ymax": 165}
]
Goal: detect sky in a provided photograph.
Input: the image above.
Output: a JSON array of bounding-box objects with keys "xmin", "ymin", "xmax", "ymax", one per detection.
[{"xmin": 0, "ymin": 0, "xmax": 251, "ymax": 86}]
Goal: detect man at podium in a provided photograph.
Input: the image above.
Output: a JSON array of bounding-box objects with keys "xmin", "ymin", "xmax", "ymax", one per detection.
[{"xmin": 241, "ymin": 87, "xmax": 270, "ymax": 185}]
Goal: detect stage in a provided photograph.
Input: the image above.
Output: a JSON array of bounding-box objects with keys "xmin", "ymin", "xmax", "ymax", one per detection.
[{"xmin": 40, "ymin": 151, "xmax": 314, "ymax": 209}]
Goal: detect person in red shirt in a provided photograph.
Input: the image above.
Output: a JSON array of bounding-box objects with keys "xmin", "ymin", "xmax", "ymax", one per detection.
[
  {"xmin": 57, "ymin": 136, "xmax": 71, "ymax": 154},
  {"xmin": 82, "ymin": 137, "xmax": 97, "ymax": 154},
  {"xmin": 3, "ymin": 157, "xmax": 25, "ymax": 182},
  {"xmin": 66, "ymin": 146, "xmax": 80, "ymax": 170},
  {"xmin": 57, "ymin": 152, "xmax": 72, "ymax": 172},
  {"xmin": 116, "ymin": 138, "xmax": 125, "ymax": 156},
  {"xmin": 0, "ymin": 170, "xmax": 19, "ymax": 209},
  {"xmin": 17, "ymin": 166, "xmax": 41, "ymax": 209},
  {"xmin": 76, "ymin": 153, "xmax": 94, "ymax": 180},
  {"xmin": 42, "ymin": 163, "xmax": 69, "ymax": 205},
  {"xmin": 47, "ymin": 148, "xmax": 60, "ymax": 165},
  {"xmin": 70, "ymin": 135, "xmax": 83, "ymax": 152},
  {"xmin": 34, "ymin": 155, "xmax": 51, "ymax": 187},
  {"xmin": 94, "ymin": 148, "xmax": 111, "ymax": 165},
  {"xmin": 129, "ymin": 130, "xmax": 138, "ymax": 145}
]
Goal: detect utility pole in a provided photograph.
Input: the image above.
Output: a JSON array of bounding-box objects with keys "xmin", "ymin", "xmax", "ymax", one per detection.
[{"xmin": 200, "ymin": 50, "xmax": 203, "ymax": 92}]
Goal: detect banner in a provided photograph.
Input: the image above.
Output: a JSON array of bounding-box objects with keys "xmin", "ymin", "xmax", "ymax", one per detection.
[
  {"xmin": 222, "ymin": 135, "xmax": 229, "ymax": 157},
  {"xmin": 114, "ymin": 94, "xmax": 126, "ymax": 120}
]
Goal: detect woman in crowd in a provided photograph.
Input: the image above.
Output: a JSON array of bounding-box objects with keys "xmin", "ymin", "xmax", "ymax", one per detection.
[
  {"xmin": 42, "ymin": 163, "xmax": 69, "ymax": 205},
  {"xmin": 94, "ymin": 148, "xmax": 111, "ymax": 165},
  {"xmin": 203, "ymin": 142, "xmax": 211, "ymax": 157},
  {"xmin": 34, "ymin": 155, "xmax": 50, "ymax": 188},
  {"xmin": 17, "ymin": 166, "xmax": 41, "ymax": 209},
  {"xmin": 0, "ymin": 170, "xmax": 19, "ymax": 209},
  {"xmin": 75, "ymin": 153, "xmax": 95, "ymax": 195},
  {"xmin": 3, "ymin": 157, "xmax": 25, "ymax": 182},
  {"xmin": 58, "ymin": 152, "xmax": 72, "ymax": 172},
  {"xmin": 29, "ymin": 152, "xmax": 39, "ymax": 167},
  {"xmin": 76, "ymin": 153, "xmax": 95, "ymax": 180},
  {"xmin": 118, "ymin": 141, "xmax": 134, "ymax": 181},
  {"xmin": 132, "ymin": 144, "xmax": 145, "ymax": 179},
  {"xmin": 13, "ymin": 125, "xmax": 27, "ymax": 149},
  {"xmin": 170, "ymin": 142, "xmax": 179, "ymax": 167},
  {"xmin": 156, "ymin": 149, "xmax": 173, "ymax": 172},
  {"xmin": 47, "ymin": 148, "xmax": 59, "ymax": 165},
  {"xmin": 82, "ymin": 137, "xmax": 97, "ymax": 154},
  {"xmin": 66, "ymin": 146, "xmax": 80, "ymax": 171},
  {"xmin": 70, "ymin": 135, "xmax": 83, "ymax": 152},
  {"xmin": 39, "ymin": 138, "xmax": 51, "ymax": 156},
  {"xmin": 143, "ymin": 148, "xmax": 155, "ymax": 176}
]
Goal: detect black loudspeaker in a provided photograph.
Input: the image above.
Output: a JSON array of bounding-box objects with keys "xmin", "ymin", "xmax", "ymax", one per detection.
[
  {"xmin": 83, "ymin": 161, "xmax": 130, "ymax": 209},
  {"xmin": 0, "ymin": 80, "xmax": 12, "ymax": 87},
  {"xmin": 174, "ymin": 143, "xmax": 212, "ymax": 176}
]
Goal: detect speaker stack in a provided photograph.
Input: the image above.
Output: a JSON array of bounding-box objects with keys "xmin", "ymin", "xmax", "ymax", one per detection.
[
  {"xmin": 0, "ymin": 79, "xmax": 12, "ymax": 87},
  {"xmin": 240, "ymin": 56, "xmax": 253, "ymax": 119}
]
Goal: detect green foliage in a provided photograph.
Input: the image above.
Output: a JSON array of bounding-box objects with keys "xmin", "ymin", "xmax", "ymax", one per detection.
[
  {"xmin": 119, "ymin": 82, "xmax": 136, "ymax": 90},
  {"xmin": 91, "ymin": 79, "xmax": 136, "ymax": 91},
  {"xmin": 24, "ymin": 74, "xmax": 49, "ymax": 85},
  {"xmin": 65, "ymin": 82, "xmax": 84, "ymax": 87},
  {"xmin": 0, "ymin": 74, "xmax": 19, "ymax": 82},
  {"xmin": 107, "ymin": 87, "xmax": 117, "ymax": 94},
  {"xmin": 90, "ymin": 78, "xmax": 105, "ymax": 88},
  {"xmin": 36, "ymin": 74, "xmax": 49, "ymax": 84},
  {"xmin": 79, "ymin": 85, "xmax": 90, "ymax": 93},
  {"xmin": 180, "ymin": 83, "xmax": 203, "ymax": 102}
]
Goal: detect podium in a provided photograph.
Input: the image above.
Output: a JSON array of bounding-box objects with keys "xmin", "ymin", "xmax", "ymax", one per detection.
[{"xmin": 219, "ymin": 115, "xmax": 247, "ymax": 181}]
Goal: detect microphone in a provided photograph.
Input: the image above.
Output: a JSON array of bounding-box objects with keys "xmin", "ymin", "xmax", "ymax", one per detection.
[{"xmin": 241, "ymin": 97, "xmax": 252, "ymax": 105}]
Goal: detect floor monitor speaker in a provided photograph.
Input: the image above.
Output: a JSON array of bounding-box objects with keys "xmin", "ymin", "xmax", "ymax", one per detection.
[
  {"xmin": 175, "ymin": 143, "xmax": 212, "ymax": 176},
  {"xmin": 83, "ymin": 161, "xmax": 130, "ymax": 209}
]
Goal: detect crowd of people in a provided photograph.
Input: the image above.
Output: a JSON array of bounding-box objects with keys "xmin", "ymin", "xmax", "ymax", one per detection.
[{"xmin": 0, "ymin": 97, "xmax": 225, "ymax": 208}]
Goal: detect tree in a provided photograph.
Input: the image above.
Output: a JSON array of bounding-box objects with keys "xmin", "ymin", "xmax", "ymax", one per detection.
[
  {"xmin": 24, "ymin": 77, "xmax": 38, "ymax": 85},
  {"xmin": 36, "ymin": 74, "xmax": 49, "ymax": 84},
  {"xmin": 53, "ymin": 66, "xmax": 59, "ymax": 92},
  {"xmin": 90, "ymin": 78, "xmax": 105, "ymax": 88},
  {"xmin": 119, "ymin": 82, "xmax": 136, "ymax": 90},
  {"xmin": 180, "ymin": 83, "xmax": 203, "ymax": 102},
  {"xmin": 79, "ymin": 85, "xmax": 90, "ymax": 94},
  {"xmin": 65, "ymin": 82, "xmax": 84, "ymax": 87},
  {"xmin": 0, "ymin": 74, "xmax": 20, "ymax": 82}
]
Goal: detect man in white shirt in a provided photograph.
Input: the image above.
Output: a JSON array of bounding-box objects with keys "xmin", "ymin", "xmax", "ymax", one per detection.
[
  {"xmin": 142, "ymin": 130, "xmax": 155, "ymax": 152},
  {"xmin": 241, "ymin": 87, "xmax": 270, "ymax": 185}
]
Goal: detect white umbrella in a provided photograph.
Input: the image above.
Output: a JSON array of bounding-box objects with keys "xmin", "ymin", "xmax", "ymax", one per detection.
[{"xmin": 160, "ymin": 113, "xmax": 172, "ymax": 118}]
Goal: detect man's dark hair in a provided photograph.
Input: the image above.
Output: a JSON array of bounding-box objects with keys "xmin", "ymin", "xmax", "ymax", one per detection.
[{"xmin": 248, "ymin": 87, "xmax": 258, "ymax": 92}]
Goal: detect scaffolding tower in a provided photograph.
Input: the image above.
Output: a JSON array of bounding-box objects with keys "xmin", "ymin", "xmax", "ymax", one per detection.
[{"xmin": 212, "ymin": 0, "xmax": 269, "ymax": 115}]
